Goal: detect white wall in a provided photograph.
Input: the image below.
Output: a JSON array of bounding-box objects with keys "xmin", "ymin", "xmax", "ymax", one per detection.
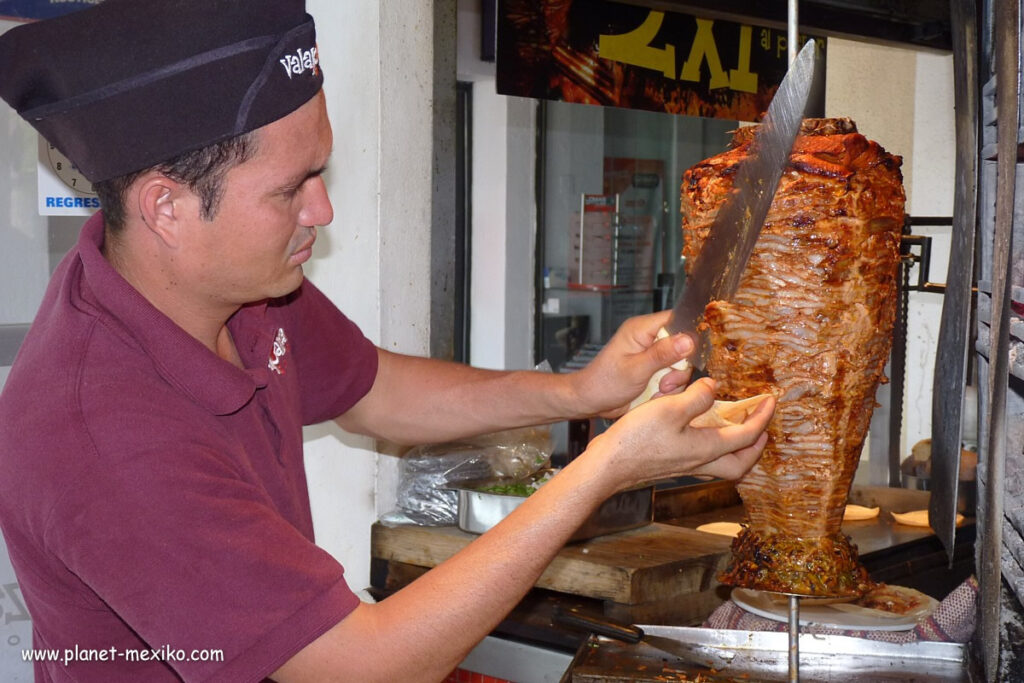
[
  {"xmin": 468, "ymin": 88, "xmax": 537, "ymax": 371},
  {"xmin": 906, "ymin": 50, "xmax": 955, "ymax": 449},
  {"xmin": 824, "ymin": 39, "xmax": 955, "ymax": 470},
  {"xmin": 301, "ymin": 0, "xmax": 442, "ymax": 593}
]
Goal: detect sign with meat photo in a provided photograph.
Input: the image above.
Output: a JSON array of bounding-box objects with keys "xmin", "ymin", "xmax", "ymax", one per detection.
[{"xmin": 496, "ymin": 0, "xmax": 826, "ymax": 122}]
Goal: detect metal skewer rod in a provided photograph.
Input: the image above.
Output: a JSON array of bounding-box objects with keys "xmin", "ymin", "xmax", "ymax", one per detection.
[
  {"xmin": 788, "ymin": 0, "xmax": 798, "ymax": 65},
  {"xmin": 788, "ymin": 595, "xmax": 800, "ymax": 682}
]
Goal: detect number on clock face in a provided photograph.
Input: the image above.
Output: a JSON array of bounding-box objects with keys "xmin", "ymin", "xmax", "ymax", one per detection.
[{"xmin": 47, "ymin": 143, "xmax": 96, "ymax": 195}]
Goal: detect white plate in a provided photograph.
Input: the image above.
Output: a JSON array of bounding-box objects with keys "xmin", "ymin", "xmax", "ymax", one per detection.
[{"xmin": 731, "ymin": 587, "xmax": 938, "ymax": 632}]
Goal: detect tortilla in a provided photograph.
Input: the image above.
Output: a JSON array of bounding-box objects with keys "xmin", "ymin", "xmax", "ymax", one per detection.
[
  {"xmin": 690, "ymin": 394, "xmax": 773, "ymax": 428},
  {"xmin": 891, "ymin": 510, "xmax": 964, "ymax": 528},
  {"xmin": 843, "ymin": 505, "xmax": 880, "ymax": 521},
  {"xmin": 696, "ymin": 522, "xmax": 744, "ymax": 538}
]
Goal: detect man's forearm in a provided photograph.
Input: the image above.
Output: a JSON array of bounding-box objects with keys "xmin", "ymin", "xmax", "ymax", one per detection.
[
  {"xmin": 271, "ymin": 444, "xmax": 618, "ymax": 683},
  {"xmin": 335, "ymin": 313, "xmax": 694, "ymax": 445},
  {"xmin": 335, "ymin": 349, "xmax": 589, "ymax": 444}
]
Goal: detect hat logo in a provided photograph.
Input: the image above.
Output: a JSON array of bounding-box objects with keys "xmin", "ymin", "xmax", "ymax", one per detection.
[{"xmin": 279, "ymin": 46, "xmax": 319, "ymax": 80}]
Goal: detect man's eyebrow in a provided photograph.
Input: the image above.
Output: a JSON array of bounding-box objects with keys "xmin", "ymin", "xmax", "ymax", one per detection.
[
  {"xmin": 302, "ymin": 146, "xmax": 333, "ymax": 180},
  {"xmin": 281, "ymin": 160, "xmax": 330, "ymax": 191}
]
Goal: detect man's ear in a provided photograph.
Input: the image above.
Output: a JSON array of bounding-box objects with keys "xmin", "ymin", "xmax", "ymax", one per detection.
[{"xmin": 135, "ymin": 174, "xmax": 185, "ymax": 248}]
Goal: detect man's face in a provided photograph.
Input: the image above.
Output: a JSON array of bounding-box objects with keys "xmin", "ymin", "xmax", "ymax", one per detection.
[{"xmin": 179, "ymin": 91, "xmax": 334, "ymax": 306}]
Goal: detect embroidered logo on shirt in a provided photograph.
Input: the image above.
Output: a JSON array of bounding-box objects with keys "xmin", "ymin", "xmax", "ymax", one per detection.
[{"xmin": 268, "ymin": 328, "xmax": 289, "ymax": 375}]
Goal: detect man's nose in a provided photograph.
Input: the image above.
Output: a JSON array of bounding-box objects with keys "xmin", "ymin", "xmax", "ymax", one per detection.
[{"xmin": 301, "ymin": 176, "xmax": 333, "ymax": 227}]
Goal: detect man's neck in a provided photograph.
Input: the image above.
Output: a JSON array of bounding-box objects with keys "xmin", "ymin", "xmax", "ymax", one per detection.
[{"xmin": 103, "ymin": 228, "xmax": 242, "ymax": 365}]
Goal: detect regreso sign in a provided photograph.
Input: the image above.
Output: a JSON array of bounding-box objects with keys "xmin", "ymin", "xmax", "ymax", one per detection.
[{"xmin": 0, "ymin": 0, "xmax": 101, "ymax": 22}]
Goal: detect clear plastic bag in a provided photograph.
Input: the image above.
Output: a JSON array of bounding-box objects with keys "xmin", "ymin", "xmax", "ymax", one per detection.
[{"xmin": 379, "ymin": 424, "xmax": 554, "ymax": 527}]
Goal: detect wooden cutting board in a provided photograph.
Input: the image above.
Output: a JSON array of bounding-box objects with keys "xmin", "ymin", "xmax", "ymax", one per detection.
[
  {"xmin": 370, "ymin": 487, "xmax": 965, "ymax": 624},
  {"xmin": 371, "ymin": 522, "xmax": 733, "ymax": 606}
]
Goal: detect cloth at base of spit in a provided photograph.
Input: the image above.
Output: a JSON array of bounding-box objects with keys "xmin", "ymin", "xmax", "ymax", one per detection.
[{"xmin": 703, "ymin": 576, "xmax": 978, "ymax": 644}]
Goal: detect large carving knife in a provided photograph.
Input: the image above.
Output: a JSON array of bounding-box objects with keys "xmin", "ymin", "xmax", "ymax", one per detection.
[{"xmin": 631, "ymin": 39, "xmax": 820, "ymax": 409}]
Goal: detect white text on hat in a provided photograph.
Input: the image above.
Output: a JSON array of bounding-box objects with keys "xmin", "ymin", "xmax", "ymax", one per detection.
[{"xmin": 280, "ymin": 46, "xmax": 319, "ymax": 79}]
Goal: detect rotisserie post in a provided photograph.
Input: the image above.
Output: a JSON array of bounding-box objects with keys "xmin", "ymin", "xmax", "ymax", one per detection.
[{"xmin": 681, "ymin": 118, "xmax": 905, "ymax": 597}]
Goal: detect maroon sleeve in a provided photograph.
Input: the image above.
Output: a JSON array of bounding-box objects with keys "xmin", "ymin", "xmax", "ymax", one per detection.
[{"xmin": 278, "ymin": 279, "xmax": 379, "ymax": 425}]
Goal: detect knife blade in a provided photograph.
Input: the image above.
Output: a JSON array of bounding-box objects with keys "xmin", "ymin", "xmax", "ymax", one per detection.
[
  {"xmin": 553, "ymin": 607, "xmax": 735, "ymax": 671},
  {"xmin": 673, "ymin": 38, "xmax": 819, "ymax": 363},
  {"xmin": 929, "ymin": 0, "xmax": 978, "ymax": 565},
  {"xmin": 629, "ymin": 40, "xmax": 819, "ymax": 410}
]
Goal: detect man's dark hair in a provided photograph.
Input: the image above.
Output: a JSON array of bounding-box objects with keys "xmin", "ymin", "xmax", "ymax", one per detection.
[{"xmin": 94, "ymin": 131, "xmax": 259, "ymax": 233}]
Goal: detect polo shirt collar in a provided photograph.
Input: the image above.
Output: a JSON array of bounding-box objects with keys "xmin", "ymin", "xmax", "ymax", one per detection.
[{"xmin": 75, "ymin": 212, "xmax": 267, "ymax": 415}]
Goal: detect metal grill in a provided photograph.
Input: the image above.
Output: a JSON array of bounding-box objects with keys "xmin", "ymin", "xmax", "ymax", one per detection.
[{"xmin": 971, "ymin": 0, "xmax": 1024, "ymax": 679}]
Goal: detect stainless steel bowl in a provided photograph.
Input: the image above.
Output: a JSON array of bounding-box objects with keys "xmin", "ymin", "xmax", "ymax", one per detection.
[{"xmin": 453, "ymin": 475, "xmax": 653, "ymax": 541}]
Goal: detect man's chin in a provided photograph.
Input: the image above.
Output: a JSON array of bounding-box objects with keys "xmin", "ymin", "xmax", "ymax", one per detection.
[{"xmin": 265, "ymin": 271, "xmax": 306, "ymax": 300}]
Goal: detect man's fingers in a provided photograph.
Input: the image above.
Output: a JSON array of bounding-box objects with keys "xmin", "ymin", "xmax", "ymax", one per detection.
[
  {"xmin": 711, "ymin": 396, "xmax": 775, "ymax": 451},
  {"xmin": 675, "ymin": 376, "xmax": 716, "ymax": 422},
  {"xmin": 722, "ymin": 431, "xmax": 769, "ymax": 479},
  {"xmin": 655, "ymin": 366, "xmax": 693, "ymax": 396},
  {"xmin": 744, "ymin": 394, "xmax": 776, "ymax": 427},
  {"xmin": 684, "ymin": 393, "xmax": 774, "ymax": 478},
  {"xmin": 627, "ymin": 310, "xmax": 673, "ymax": 343},
  {"xmin": 697, "ymin": 431, "xmax": 769, "ymax": 480},
  {"xmin": 664, "ymin": 332, "xmax": 694, "ymax": 365},
  {"xmin": 639, "ymin": 331, "xmax": 693, "ymax": 376}
]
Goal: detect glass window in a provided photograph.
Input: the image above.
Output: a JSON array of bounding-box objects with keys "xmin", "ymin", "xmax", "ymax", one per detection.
[
  {"xmin": 536, "ymin": 99, "xmax": 738, "ymax": 457},
  {"xmin": 537, "ymin": 100, "xmax": 737, "ymax": 368}
]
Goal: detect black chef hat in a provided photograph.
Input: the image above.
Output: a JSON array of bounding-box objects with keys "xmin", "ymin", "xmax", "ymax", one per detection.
[{"xmin": 0, "ymin": 0, "xmax": 323, "ymax": 183}]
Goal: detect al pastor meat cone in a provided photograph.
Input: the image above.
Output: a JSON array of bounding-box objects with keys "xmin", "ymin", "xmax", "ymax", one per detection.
[{"xmin": 681, "ymin": 118, "xmax": 905, "ymax": 597}]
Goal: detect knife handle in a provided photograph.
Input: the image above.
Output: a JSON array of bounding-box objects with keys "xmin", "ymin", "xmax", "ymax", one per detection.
[
  {"xmin": 553, "ymin": 606, "xmax": 644, "ymax": 643},
  {"xmin": 628, "ymin": 327, "xmax": 691, "ymax": 411}
]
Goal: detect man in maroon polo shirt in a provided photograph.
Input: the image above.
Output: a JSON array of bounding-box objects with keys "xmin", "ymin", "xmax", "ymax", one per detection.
[{"xmin": 0, "ymin": 1, "xmax": 774, "ymax": 681}]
